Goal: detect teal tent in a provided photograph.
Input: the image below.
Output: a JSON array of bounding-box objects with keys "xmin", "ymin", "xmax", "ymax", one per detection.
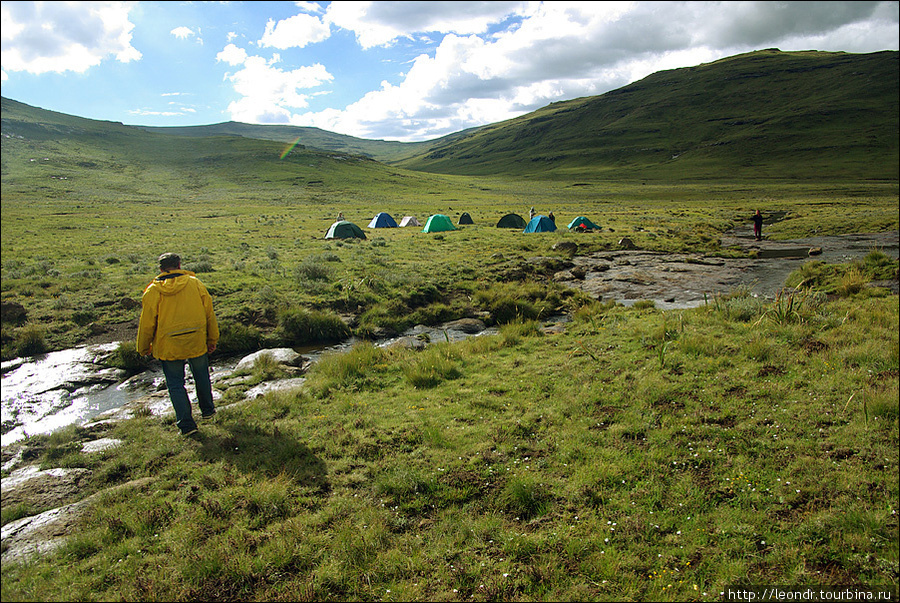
[
  {"xmin": 496, "ymin": 213, "xmax": 527, "ymax": 229},
  {"xmin": 524, "ymin": 215, "xmax": 557, "ymax": 233},
  {"xmin": 568, "ymin": 216, "xmax": 600, "ymax": 231},
  {"xmin": 458, "ymin": 212, "xmax": 475, "ymax": 225},
  {"xmin": 422, "ymin": 214, "xmax": 457, "ymax": 233},
  {"xmin": 325, "ymin": 220, "xmax": 366, "ymax": 239},
  {"xmin": 368, "ymin": 212, "xmax": 398, "ymax": 228}
]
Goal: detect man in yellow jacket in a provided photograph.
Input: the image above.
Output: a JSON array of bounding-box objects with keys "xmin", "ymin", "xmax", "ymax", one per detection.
[{"xmin": 137, "ymin": 253, "xmax": 219, "ymax": 436}]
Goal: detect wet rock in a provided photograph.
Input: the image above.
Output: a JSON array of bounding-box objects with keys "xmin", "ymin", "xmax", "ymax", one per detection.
[
  {"xmin": 442, "ymin": 318, "xmax": 486, "ymax": 334},
  {"xmin": 1, "ymin": 477, "xmax": 154, "ymax": 565},
  {"xmin": 244, "ymin": 378, "xmax": 307, "ymax": 399},
  {"xmin": 552, "ymin": 241, "xmax": 579, "ymax": 256},
  {"xmin": 235, "ymin": 348, "xmax": 308, "ymax": 373},
  {"xmin": 384, "ymin": 336, "xmax": 428, "ymax": 351},
  {"xmin": 2, "ymin": 466, "xmax": 91, "ymax": 508}
]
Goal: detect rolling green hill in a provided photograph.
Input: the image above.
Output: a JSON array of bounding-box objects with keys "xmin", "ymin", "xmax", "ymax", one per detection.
[
  {"xmin": 137, "ymin": 121, "xmax": 480, "ymax": 164},
  {"xmin": 395, "ymin": 49, "xmax": 899, "ymax": 180},
  {"xmin": 0, "ymin": 96, "xmax": 449, "ymax": 206}
]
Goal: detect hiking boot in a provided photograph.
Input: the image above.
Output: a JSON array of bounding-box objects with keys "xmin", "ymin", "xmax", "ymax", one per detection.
[
  {"xmin": 182, "ymin": 428, "xmax": 199, "ymax": 437},
  {"xmin": 200, "ymin": 411, "xmax": 216, "ymax": 420}
]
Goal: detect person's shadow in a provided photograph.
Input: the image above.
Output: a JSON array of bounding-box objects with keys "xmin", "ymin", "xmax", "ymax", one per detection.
[{"xmin": 196, "ymin": 423, "xmax": 330, "ymax": 494}]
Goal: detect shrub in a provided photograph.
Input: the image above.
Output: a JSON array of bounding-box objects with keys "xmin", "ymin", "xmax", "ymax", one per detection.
[
  {"xmin": 14, "ymin": 324, "xmax": 48, "ymax": 357},
  {"xmin": 186, "ymin": 260, "xmax": 214, "ymax": 273},
  {"xmin": 278, "ymin": 307, "xmax": 350, "ymax": 346},
  {"xmin": 836, "ymin": 267, "xmax": 867, "ymax": 297},
  {"xmin": 294, "ymin": 259, "xmax": 332, "ymax": 282},
  {"xmin": 498, "ymin": 476, "xmax": 551, "ymax": 520},
  {"xmin": 306, "ymin": 342, "xmax": 388, "ymax": 395},
  {"xmin": 402, "ymin": 345, "xmax": 462, "ymax": 389},
  {"xmin": 860, "ymin": 250, "xmax": 898, "ymax": 280},
  {"xmin": 216, "ymin": 321, "xmax": 265, "ymax": 356},
  {"xmin": 106, "ymin": 341, "xmax": 150, "ymax": 373}
]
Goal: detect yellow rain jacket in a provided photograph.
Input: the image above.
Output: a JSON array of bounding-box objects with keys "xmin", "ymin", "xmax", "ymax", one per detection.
[{"xmin": 137, "ymin": 269, "xmax": 219, "ymax": 361}]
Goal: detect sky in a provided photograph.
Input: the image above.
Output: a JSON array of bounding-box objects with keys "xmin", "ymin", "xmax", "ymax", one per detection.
[{"xmin": 1, "ymin": 1, "xmax": 898, "ymax": 143}]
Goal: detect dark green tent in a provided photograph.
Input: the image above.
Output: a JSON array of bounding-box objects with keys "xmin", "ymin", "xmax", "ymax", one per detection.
[
  {"xmin": 458, "ymin": 212, "xmax": 475, "ymax": 225},
  {"xmin": 496, "ymin": 213, "xmax": 527, "ymax": 229},
  {"xmin": 325, "ymin": 220, "xmax": 366, "ymax": 239}
]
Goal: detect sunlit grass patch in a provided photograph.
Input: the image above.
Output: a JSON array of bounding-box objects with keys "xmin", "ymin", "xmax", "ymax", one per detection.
[{"xmin": 401, "ymin": 343, "xmax": 462, "ymax": 389}]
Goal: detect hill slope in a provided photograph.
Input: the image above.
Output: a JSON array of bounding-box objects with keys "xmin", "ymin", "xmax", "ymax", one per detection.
[
  {"xmin": 136, "ymin": 121, "xmax": 479, "ymax": 164},
  {"xmin": 0, "ymin": 97, "xmax": 435, "ymax": 205},
  {"xmin": 395, "ymin": 49, "xmax": 899, "ymax": 180}
]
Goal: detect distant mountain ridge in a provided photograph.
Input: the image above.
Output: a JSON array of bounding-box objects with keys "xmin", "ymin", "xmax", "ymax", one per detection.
[{"xmin": 2, "ymin": 49, "xmax": 897, "ymax": 181}]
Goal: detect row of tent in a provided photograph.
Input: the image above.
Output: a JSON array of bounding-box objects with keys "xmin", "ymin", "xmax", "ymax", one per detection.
[{"xmin": 325, "ymin": 212, "xmax": 600, "ymax": 239}]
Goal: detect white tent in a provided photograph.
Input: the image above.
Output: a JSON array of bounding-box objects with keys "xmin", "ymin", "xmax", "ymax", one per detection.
[{"xmin": 399, "ymin": 216, "xmax": 421, "ymax": 227}]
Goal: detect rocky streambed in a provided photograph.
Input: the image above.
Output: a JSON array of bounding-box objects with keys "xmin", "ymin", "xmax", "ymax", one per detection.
[{"xmin": 552, "ymin": 229, "xmax": 899, "ymax": 309}]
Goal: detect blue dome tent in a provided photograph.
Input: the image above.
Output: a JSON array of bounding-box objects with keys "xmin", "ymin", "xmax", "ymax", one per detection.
[{"xmin": 524, "ymin": 215, "xmax": 557, "ymax": 233}]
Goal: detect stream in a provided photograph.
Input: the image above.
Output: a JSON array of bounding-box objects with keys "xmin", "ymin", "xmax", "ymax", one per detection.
[{"xmin": 2, "ymin": 231, "xmax": 896, "ymax": 448}]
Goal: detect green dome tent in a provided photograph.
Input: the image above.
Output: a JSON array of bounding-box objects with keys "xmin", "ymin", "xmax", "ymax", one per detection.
[
  {"xmin": 568, "ymin": 216, "xmax": 601, "ymax": 231},
  {"xmin": 496, "ymin": 213, "xmax": 527, "ymax": 229},
  {"xmin": 325, "ymin": 220, "xmax": 367, "ymax": 239},
  {"xmin": 422, "ymin": 214, "xmax": 457, "ymax": 233}
]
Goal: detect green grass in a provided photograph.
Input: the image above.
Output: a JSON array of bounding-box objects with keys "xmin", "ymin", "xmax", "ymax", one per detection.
[{"xmin": 2, "ymin": 293, "xmax": 896, "ymax": 601}]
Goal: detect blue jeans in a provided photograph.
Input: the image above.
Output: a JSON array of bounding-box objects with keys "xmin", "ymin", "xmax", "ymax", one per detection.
[{"xmin": 160, "ymin": 354, "xmax": 215, "ymax": 434}]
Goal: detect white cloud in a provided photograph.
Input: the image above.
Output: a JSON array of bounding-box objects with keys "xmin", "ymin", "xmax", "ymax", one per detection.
[
  {"xmin": 216, "ymin": 43, "xmax": 248, "ymax": 66},
  {"xmin": 170, "ymin": 26, "xmax": 195, "ymax": 40},
  {"xmin": 324, "ymin": 1, "xmax": 530, "ymax": 49},
  {"xmin": 259, "ymin": 13, "xmax": 331, "ymax": 49},
  {"xmin": 1, "ymin": 0, "xmax": 141, "ymax": 75},
  {"xmin": 222, "ymin": 53, "xmax": 334, "ymax": 124}
]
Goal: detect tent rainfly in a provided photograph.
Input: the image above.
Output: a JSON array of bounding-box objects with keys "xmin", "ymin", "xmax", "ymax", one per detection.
[
  {"xmin": 524, "ymin": 215, "xmax": 557, "ymax": 233},
  {"xmin": 568, "ymin": 216, "xmax": 601, "ymax": 231},
  {"xmin": 325, "ymin": 220, "xmax": 367, "ymax": 239},
  {"xmin": 399, "ymin": 216, "xmax": 421, "ymax": 227},
  {"xmin": 368, "ymin": 212, "xmax": 398, "ymax": 228},
  {"xmin": 458, "ymin": 212, "xmax": 475, "ymax": 225},
  {"xmin": 496, "ymin": 213, "xmax": 528, "ymax": 229},
  {"xmin": 422, "ymin": 214, "xmax": 457, "ymax": 233}
]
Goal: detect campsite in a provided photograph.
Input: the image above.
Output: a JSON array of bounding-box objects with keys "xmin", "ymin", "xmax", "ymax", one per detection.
[{"xmin": 1, "ymin": 47, "xmax": 898, "ymax": 603}]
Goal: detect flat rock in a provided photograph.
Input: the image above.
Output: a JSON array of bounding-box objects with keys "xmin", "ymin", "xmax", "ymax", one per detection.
[{"xmin": 235, "ymin": 348, "xmax": 307, "ymax": 373}]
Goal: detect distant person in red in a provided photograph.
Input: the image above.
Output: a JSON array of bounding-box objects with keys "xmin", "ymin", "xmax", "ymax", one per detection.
[{"xmin": 752, "ymin": 210, "xmax": 764, "ymax": 241}]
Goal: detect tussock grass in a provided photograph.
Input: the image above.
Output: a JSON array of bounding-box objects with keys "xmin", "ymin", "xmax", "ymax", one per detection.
[{"xmin": 3, "ymin": 292, "xmax": 895, "ymax": 602}]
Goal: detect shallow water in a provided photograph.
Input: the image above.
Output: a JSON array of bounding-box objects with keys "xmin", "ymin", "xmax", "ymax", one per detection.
[{"xmin": 0, "ymin": 323, "xmax": 501, "ymax": 447}]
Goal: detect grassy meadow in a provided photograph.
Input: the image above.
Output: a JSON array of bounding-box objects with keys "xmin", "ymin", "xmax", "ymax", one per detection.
[
  {"xmin": 2, "ymin": 158, "xmax": 899, "ymax": 601},
  {"xmin": 1, "ymin": 150, "xmax": 897, "ymax": 357}
]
